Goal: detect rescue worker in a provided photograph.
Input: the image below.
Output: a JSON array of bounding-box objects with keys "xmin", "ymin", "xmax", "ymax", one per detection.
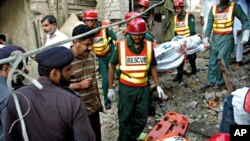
[
  {"xmin": 173, "ymin": 0, "xmax": 197, "ymax": 84},
  {"xmin": 108, "ymin": 18, "xmax": 167, "ymax": 141},
  {"xmin": 124, "ymin": 12, "xmax": 157, "ymax": 116},
  {"xmin": 4, "ymin": 47, "xmax": 95, "ymax": 141},
  {"xmin": 204, "ymin": 0, "xmax": 250, "ymax": 91},
  {"xmin": 137, "ymin": 0, "xmax": 156, "ymax": 34},
  {"xmin": 82, "ymin": 9, "xmax": 117, "ymax": 110},
  {"xmin": 124, "ymin": 12, "xmax": 157, "ymax": 44}
]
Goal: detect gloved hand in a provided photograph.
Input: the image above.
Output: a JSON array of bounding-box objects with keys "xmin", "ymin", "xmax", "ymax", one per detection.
[
  {"xmin": 202, "ymin": 37, "xmax": 210, "ymax": 49},
  {"xmin": 108, "ymin": 89, "xmax": 116, "ymax": 101},
  {"xmin": 241, "ymin": 30, "xmax": 250, "ymax": 44},
  {"xmin": 156, "ymin": 86, "xmax": 167, "ymax": 100}
]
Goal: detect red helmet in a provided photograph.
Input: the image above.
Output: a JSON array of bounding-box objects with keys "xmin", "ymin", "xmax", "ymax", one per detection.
[
  {"xmin": 206, "ymin": 133, "xmax": 230, "ymax": 141},
  {"xmin": 127, "ymin": 18, "xmax": 147, "ymax": 34},
  {"xmin": 82, "ymin": 9, "xmax": 98, "ymax": 20},
  {"xmin": 244, "ymin": 89, "xmax": 250, "ymax": 113},
  {"xmin": 138, "ymin": 0, "xmax": 150, "ymax": 7},
  {"xmin": 173, "ymin": 0, "xmax": 185, "ymax": 8},
  {"xmin": 125, "ymin": 12, "xmax": 141, "ymax": 20}
]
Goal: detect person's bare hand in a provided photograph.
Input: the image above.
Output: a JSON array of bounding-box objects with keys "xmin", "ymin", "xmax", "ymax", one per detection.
[{"xmin": 80, "ymin": 78, "xmax": 92, "ymax": 89}]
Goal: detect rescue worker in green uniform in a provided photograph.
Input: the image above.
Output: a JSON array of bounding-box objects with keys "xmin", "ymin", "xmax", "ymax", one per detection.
[
  {"xmin": 204, "ymin": 0, "xmax": 250, "ymax": 91},
  {"xmin": 123, "ymin": 12, "xmax": 158, "ymax": 116},
  {"xmin": 108, "ymin": 18, "xmax": 167, "ymax": 141},
  {"xmin": 173, "ymin": 0, "xmax": 197, "ymax": 84},
  {"xmin": 82, "ymin": 9, "xmax": 117, "ymax": 109}
]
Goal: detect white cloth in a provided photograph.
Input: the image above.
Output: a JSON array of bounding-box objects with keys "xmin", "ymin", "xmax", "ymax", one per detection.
[
  {"xmin": 233, "ymin": 0, "xmax": 249, "ymax": 62},
  {"xmin": 0, "ymin": 44, "xmax": 5, "ymax": 48},
  {"xmin": 155, "ymin": 35, "xmax": 205, "ymax": 71},
  {"xmin": 232, "ymin": 87, "xmax": 250, "ymax": 125},
  {"xmin": 172, "ymin": 35, "xmax": 206, "ymax": 55},
  {"xmin": 200, "ymin": 0, "xmax": 220, "ymax": 34},
  {"xmin": 185, "ymin": 0, "xmax": 201, "ymax": 13},
  {"xmin": 45, "ymin": 29, "xmax": 72, "ymax": 49},
  {"xmin": 233, "ymin": 0, "xmax": 249, "ymax": 44}
]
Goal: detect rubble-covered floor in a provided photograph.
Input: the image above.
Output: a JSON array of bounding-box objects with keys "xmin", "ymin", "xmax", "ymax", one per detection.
[{"xmin": 99, "ymin": 44, "xmax": 250, "ymax": 141}]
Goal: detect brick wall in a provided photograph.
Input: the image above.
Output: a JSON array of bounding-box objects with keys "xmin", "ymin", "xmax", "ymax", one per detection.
[{"xmin": 97, "ymin": 0, "xmax": 129, "ymax": 22}]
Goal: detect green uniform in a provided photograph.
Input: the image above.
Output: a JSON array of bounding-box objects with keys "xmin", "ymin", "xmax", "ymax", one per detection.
[
  {"xmin": 110, "ymin": 35, "xmax": 157, "ymax": 141},
  {"xmin": 205, "ymin": 3, "xmax": 250, "ymax": 85},
  {"xmin": 175, "ymin": 11, "xmax": 197, "ymax": 82},
  {"xmin": 96, "ymin": 21, "xmax": 117, "ymax": 108}
]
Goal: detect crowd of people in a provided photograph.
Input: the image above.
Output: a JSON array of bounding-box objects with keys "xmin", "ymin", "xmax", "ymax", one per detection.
[{"xmin": 0, "ymin": 0, "xmax": 250, "ymax": 141}]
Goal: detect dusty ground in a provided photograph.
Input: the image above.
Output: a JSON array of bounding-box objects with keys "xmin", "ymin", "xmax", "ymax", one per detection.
[{"xmin": 98, "ymin": 44, "xmax": 250, "ymax": 141}]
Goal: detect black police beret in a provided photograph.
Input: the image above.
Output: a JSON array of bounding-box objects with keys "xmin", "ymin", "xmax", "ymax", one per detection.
[
  {"xmin": 0, "ymin": 45, "xmax": 25, "ymax": 60},
  {"xmin": 36, "ymin": 47, "xmax": 74, "ymax": 68}
]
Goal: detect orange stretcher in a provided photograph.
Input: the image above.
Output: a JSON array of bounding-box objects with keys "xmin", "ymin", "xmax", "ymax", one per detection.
[{"xmin": 145, "ymin": 111, "xmax": 189, "ymax": 141}]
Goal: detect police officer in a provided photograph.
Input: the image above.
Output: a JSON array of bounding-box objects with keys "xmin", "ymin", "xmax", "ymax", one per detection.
[
  {"xmin": 82, "ymin": 9, "xmax": 117, "ymax": 110},
  {"xmin": 173, "ymin": 0, "xmax": 197, "ymax": 84},
  {"xmin": 4, "ymin": 47, "xmax": 95, "ymax": 141},
  {"xmin": 0, "ymin": 46, "xmax": 26, "ymax": 141},
  {"xmin": 204, "ymin": 0, "xmax": 250, "ymax": 91},
  {"xmin": 108, "ymin": 18, "xmax": 167, "ymax": 141}
]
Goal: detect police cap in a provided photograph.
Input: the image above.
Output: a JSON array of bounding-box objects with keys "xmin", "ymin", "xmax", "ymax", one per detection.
[{"xmin": 36, "ymin": 47, "xmax": 74, "ymax": 68}]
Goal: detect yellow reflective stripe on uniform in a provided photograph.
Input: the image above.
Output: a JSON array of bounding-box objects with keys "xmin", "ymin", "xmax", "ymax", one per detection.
[
  {"xmin": 174, "ymin": 16, "xmax": 177, "ymax": 29},
  {"xmin": 174, "ymin": 13, "xmax": 190, "ymax": 37},
  {"xmin": 213, "ymin": 21, "xmax": 233, "ymax": 28},
  {"xmin": 126, "ymin": 72, "xmax": 147, "ymax": 78},
  {"xmin": 175, "ymin": 27, "xmax": 189, "ymax": 31},
  {"xmin": 92, "ymin": 27, "xmax": 111, "ymax": 56},
  {"xmin": 120, "ymin": 73, "xmax": 148, "ymax": 83},
  {"xmin": 145, "ymin": 40, "xmax": 152, "ymax": 70},
  {"xmin": 212, "ymin": 2, "xmax": 235, "ymax": 34},
  {"xmin": 213, "ymin": 26, "xmax": 233, "ymax": 32},
  {"xmin": 93, "ymin": 30, "xmax": 108, "ymax": 48},
  {"xmin": 119, "ymin": 41, "xmax": 150, "ymax": 71}
]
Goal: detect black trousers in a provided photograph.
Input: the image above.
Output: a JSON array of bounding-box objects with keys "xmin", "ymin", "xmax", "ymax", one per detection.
[
  {"xmin": 88, "ymin": 109, "xmax": 101, "ymax": 141},
  {"xmin": 177, "ymin": 53, "xmax": 197, "ymax": 80}
]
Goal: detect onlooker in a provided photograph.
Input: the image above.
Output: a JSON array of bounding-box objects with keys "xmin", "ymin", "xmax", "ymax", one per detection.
[
  {"xmin": 82, "ymin": 9, "xmax": 117, "ymax": 110},
  {"xmin": 0, "ymin": 46, "xmax": 26, "ymax": 141},
  {"xmin": 219, "ymin": 87, "xmax": 250, "ymax": 133},
  {"xmin": 69, "ymin": 24, "xmax": 103, "ymax": 141},
  {"xmin": 108, "ymin": 18, "xmax": 167, "ymax": 141},
  {"xmin": 0, "ymin": 34, "xmax": 7, "ymax": 45},
  {"xmin": 173, "ymin": 0, "xmax": 197, "ymax": 84},
  {"xmin": 200, "ymin": 0, "xmax": 219, "ymax": 35},
  {"xmin": 233, "ymin": 0, "xmax": 249, "ymax": 68},
  {"xmin": 4, "ymin": 47, "xmax": 95, "ymax": 141},
  {"xmin": 204, "ymin": 0, "xmax": 250, "ymax": 91},
  {"xmin": 41, "ymin": 15, "xmax": 72, "ymax": 49}
]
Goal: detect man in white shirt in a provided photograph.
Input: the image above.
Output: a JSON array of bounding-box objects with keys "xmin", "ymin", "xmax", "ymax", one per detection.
[
  {"xmin": 41, "ymin": 15, "xmax": 72, "ymax": 49},
  {"xmin": 233, "ymin": 0, "xmax": 249, "ymax": 68},
  {"xmin": 200, "ymin": 0, "xmax": 219, "ymax": 34}
]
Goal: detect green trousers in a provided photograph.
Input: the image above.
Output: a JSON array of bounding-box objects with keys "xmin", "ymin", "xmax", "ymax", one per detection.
[
  {"xmin": 207, "ymin": 34, "xmax": 234, "ymax": 85},
  {"xmin": 97, "ymin": 45, "xmax": 114, "ymax": 107},
  {"xmin": 118, "ymin": 83, "xmax": 149, "ymax": 141}
]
